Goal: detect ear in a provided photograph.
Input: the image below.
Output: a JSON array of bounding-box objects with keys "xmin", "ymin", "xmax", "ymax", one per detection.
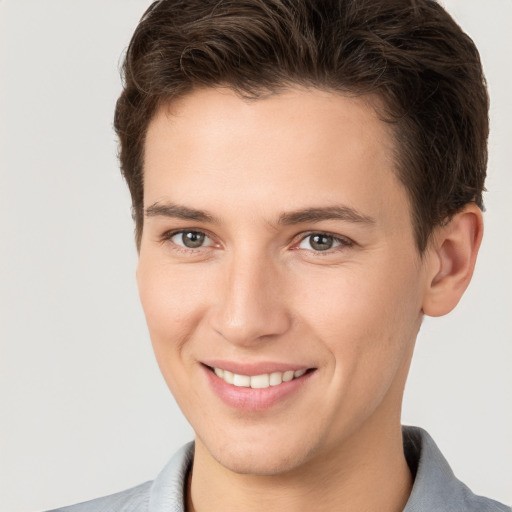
[{"xmin": 422, "ymin": 203, "xmax": 484, "ymax": 317}]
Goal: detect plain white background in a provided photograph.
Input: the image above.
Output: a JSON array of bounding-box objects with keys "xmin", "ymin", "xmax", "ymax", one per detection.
[{"xmin": 0, "ymin": 1, "xmax": 510, "ymax": 510}]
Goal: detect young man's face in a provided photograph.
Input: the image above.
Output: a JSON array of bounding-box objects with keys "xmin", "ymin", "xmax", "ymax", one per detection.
[{"xmin": 138, "ymin": 87, "xmax": 431, "ymax": 475}]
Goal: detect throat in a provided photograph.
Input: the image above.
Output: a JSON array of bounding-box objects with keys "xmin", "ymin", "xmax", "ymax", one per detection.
[{"xmin": 187, "ymin": 431, "xmax": 413, "ymax": 512}]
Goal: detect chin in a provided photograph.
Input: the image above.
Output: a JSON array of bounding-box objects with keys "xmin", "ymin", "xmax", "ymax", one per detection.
[
  {"xmin": 215, "ymin": 448, "xmax": 306, "ymax": 476},
  {"xmin": 198, "ymin": 429, "xmax": 319, "ymax": 477}
]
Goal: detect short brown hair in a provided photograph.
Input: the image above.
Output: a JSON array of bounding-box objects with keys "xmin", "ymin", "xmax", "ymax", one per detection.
[{"xmin": 114, "ymin": 0, "xmax": 489, "ymax": 252}]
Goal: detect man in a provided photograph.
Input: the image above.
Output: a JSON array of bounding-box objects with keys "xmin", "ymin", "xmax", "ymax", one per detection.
[{"xmin": 49, "ymin": 0, "xmax": 510, "ymax": 510}]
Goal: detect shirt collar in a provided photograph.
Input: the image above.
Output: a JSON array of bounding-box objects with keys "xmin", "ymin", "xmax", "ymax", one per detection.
[
  {"xmin": 402, "ymin": 426, "xmax": 509, "ymax": 512},
  {"xmin": 147, "ymin": 427, "xmax": 508, "ymax": 512},
  {"xmin": 149, "ymin": 441, "xmax": 193, "ymax": 512}
]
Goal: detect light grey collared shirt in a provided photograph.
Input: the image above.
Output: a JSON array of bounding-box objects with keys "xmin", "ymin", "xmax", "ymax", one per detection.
[{"xmin": 47, "ymin": 426, "xmax": 510, "ymax": 512}]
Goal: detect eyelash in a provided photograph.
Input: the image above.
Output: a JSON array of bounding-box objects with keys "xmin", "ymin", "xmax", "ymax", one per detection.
[
  {"xmin": 160, "ymin": 229, "xmax": 354, "ymax": 255},
  {"xmin": 160, "ymin": 229, "xmax": 217, "ymax": 254},
  {"xmin": 294, "ymin": 231, "xmax": 354, "ymax": 254}
]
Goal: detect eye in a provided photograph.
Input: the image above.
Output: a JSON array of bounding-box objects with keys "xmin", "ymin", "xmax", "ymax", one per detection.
[
  {"xmin": 169, "ymin": 230, "xmax": 212, "ymax": 249},
  {"xmin": 297, "ymin": 233, "xmax": 350, "ymax": 252}
]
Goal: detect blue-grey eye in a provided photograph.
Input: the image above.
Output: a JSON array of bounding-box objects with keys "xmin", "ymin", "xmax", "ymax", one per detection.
[
  {"xmin": 171, "ymin": 230, "xmax": 208, "ymax": 248},
  {"xmin": 299, "ymin": 233, "xmax": 342, "ymax": 251}
]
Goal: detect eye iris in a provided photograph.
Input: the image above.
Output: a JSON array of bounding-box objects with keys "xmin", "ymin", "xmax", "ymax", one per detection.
[
  {"xmin": 310, "ymin": 234, "xmax": 333, "ymax": 251},
  {"xmin": 182, "ymin": 231, "xmax": 205, "ymax": 248}
]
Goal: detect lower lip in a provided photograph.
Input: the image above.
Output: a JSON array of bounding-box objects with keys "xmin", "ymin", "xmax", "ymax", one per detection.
[{"xmin": 202, "ymin": 365, "xmax": 314, "ymax": 411}]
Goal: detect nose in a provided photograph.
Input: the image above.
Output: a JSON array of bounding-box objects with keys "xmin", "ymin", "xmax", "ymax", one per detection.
[{"xmin": 209, "ymin": 251, "xmax": 292, "ymax": 346}]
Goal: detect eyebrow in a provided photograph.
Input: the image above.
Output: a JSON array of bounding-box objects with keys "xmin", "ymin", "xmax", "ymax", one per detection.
[
  {"xmin": 277, "ymin": 206, "xmax": 375, "ymax": 226},
  {"xmin": 145, "ymin": 202, "xmax": 218, "ymax": 223},
  {"xmin": 145, "ymin": 202, "xmax": 375, "ymax": 226}
]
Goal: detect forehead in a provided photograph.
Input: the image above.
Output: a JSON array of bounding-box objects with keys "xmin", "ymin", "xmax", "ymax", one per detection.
[{"xmin": 143, "ymin": 87, "xmax": 409, "ymax": 230}]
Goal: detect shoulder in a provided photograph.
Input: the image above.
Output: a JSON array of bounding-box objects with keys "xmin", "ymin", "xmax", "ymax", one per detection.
[
  {"xmin": 44, "ymin": 442, "xmax": 194, "ymax": 512},
  {"xmin": 46, "ymin": 481, "xmax": 152, "ymax": 512},
  {"xmin": 403, "ymin": 426, "xmax": 511, "ymax": 512}
]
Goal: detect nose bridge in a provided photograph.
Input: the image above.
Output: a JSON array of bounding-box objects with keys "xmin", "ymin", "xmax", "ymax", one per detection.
[{"xmin": 211, "ymin": 246, "xmax": 290, "ymax": 345}]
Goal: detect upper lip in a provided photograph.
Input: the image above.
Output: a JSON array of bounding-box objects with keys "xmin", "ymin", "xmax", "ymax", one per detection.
[{"xmin": 202, "ymin": 360, "xmax": 313, "ymax": 376}]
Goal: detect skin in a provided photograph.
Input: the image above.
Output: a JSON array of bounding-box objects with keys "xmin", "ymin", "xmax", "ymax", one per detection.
[{"xmin": 137, "ymin": 87, "xmax": 483, "ymax": 512}]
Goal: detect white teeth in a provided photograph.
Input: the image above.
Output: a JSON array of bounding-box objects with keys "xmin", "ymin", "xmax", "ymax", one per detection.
[
  {"xmin": 212, "ymin": 367, "xmax": 308, "ymax": 388},
  {"xmin": 250, "ymin": 374, "xmax": 270, "ymax": 389},
  {"xmin": 269, "ymin": 372, "xmax": 283, "ymax": 386},
  {"xmin": 233, "ymin": 373, "xmax": 251, "ymax": 387},
  {"xmin": 282, "ymin": 370, "xmax": 294, "ymax": 382}
]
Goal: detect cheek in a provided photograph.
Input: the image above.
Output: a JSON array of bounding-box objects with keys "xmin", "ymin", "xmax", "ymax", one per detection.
[
  {"xmin": 292, "ymin": 260, "xmax": 423, "ymax": 370},
  {"xmin": 136, "ymin": 257, "xmax": 209, "ymax": 360}
]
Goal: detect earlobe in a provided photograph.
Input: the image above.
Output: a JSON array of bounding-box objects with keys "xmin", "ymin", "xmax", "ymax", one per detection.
[{"xmin": 422, "ymin": 204, "xmax": 484, "ymax": 317}]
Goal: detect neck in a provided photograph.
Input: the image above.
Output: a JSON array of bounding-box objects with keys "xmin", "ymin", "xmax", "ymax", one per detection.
[{"xmin": 187, "ymin": 418, "xmax": 412, "ymax": 512}]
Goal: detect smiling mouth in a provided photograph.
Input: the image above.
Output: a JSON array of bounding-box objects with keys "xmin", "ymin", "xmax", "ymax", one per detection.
[{"xmin": 207, "ymin": 365, "xmax": 313, "ymax": 389}]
